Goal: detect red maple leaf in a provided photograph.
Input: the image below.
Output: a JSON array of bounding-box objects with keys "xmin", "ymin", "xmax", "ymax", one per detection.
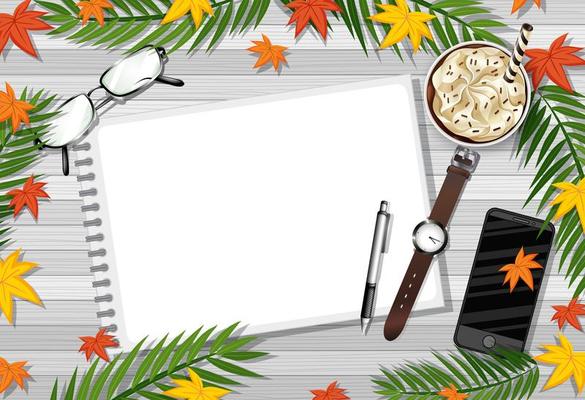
[
  {"xmin": 525, "ymin": 33, "xmax": 585, "ymax": 93},
  {"xmin": 79, "ymin": 328, "xmax": 118, "ymax": 362},
  {"xmin": 287, "ymin": 0, "xmax": 341, "ymax": 41},
  {"xmin": 0, "ymin": 0, "xmax": 52, "ymax": 58},
  {"xmin": 552, "ymin": 298, "xmax": 585, "ymax": 331},
  {"xmin": 7, "ymin": 176, "xmax": 50, "ymax": 220},
  {"xmin": 310, "ymin": 381, "xmax": 350, "ymax": 400}
]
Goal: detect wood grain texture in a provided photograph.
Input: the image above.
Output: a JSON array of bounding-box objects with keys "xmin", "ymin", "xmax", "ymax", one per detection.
[{"xmin": 0, "ymin": 0, "xmax": 584, "ymax": 398}]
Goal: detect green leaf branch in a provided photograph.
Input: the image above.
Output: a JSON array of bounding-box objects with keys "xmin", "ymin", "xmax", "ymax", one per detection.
[
  {"xmin": 515, "ymin": 85, "xmax": 585, "ymax": 296},
  {"xmin": 0, "ymin": 87, "xmax": 57, "ymax": 250},
  {"xmin": 39, "ymin": 0, "xmax": 506, "ymax": 55},
  {"xmin": 35, "ymin": 0, "xmax": 270, "ymax": 53},
  {"xmin": 373, "ymin": 348, "xmax": 539, "ymax": 399},
  {"xmin": 50, "ymin": 323, "xmax": 268, "ymax": 399},
  {"xmin": 326, "ymin": 0, "xmax": 507, "ymax": 56}
]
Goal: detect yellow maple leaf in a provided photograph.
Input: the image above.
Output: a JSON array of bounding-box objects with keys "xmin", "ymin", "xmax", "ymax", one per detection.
[
  {"xmin": 550, "ymin": 179, "xmax": 585, "ymax": 232},
  {"xmin": 161, "ymin": 0, "xmax": 214, "ymax": 29},
  {"xmin": 369, "ymin": 0, "xmax": 435, "ymax": 52},
  {"xmin": 0, "ymin": 249, "xmax": 42, "ymax": 325},
  {"xmin": 534, "ymin": 333, "xmax": 585, "ymax": 393},
  {"xmin": 163, "ymin": 368, "xmax": 230, "ymax": 400}
]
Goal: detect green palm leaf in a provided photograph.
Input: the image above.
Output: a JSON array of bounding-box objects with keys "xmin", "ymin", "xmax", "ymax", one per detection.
[
  {"xmin": 0, "ymin": 87, "xmax": 56, "ymax": 252},
  {"xmin": 35, "ymin": 0, "xmax": 269, "ymax": 52},
  {"xmin": 302, "ymin": 0, "xmax": 507, "ymax": 56},
  {"xmin": 373, "ymin": 348, "xmax": 538, "ymax": 399},
  {"xmin": 516, "ymin": 85, "xmax": 585, "ymax": 296},
  {"xmin": 50, "ymin": 323, "xmax": 267, "ymax": 399}
]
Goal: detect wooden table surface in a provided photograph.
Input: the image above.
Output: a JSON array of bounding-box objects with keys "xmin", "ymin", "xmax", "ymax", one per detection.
[{"xmin": 1, "ymin": 0, "xmax": 585, "ymax": 398}]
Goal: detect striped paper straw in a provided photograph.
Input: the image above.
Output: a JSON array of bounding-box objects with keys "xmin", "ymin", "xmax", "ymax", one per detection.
[{"xmin": 504, "ymin": 23, "xmax": 534, "ymax": 83}]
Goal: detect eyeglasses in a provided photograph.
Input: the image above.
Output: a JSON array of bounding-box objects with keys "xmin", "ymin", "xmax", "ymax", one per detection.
[{"xmin": 40, "ymin": 45, "xmax": 184, "ymax": 175}]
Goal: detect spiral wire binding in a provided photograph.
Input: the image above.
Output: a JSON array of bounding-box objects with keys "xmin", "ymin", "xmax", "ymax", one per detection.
[{"xmin": 74, "ymin": 143, "xmax": 117, "ymax": 332}]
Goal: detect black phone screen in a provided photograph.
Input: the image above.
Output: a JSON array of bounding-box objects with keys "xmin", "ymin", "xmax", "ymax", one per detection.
[{"xmin": 457, "ymin": 209, "xmax": 554, "ymax": 350}]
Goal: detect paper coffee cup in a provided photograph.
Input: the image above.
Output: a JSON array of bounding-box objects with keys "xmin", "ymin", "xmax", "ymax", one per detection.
[{"xmin": 424, "ymin": 41, "xmax": 532, "ymax": 148}]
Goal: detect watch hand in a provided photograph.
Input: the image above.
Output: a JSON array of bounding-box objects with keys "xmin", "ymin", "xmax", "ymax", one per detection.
[{"xmin": 429, "ymin": 236, "xmax": 442, "ymax": 244}]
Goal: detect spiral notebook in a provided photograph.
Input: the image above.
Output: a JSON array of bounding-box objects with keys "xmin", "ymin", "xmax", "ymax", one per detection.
[{"xmin": 77, "ymin": 76, "xmax": 444, "ymax": 349}]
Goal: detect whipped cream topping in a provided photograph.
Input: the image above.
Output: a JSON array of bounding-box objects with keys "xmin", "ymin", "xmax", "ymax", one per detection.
[{"xmin": 431, "ymin": 46, "xmax": 527, "ymax": 143}]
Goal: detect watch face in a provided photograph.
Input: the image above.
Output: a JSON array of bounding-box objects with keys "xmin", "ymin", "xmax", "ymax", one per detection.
[{"xmin": 412, "ymin": 219, "xmax": 448, "ymax": 255}]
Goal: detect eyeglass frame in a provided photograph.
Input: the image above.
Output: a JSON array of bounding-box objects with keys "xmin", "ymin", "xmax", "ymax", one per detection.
[{"xmin": 38, "ymin": 46, "xmax": 184, "ymax": 176}]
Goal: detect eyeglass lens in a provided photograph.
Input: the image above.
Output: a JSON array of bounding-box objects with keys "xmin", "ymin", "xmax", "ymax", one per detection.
[
  {"xmin": 100, "ymin": 46, "xmax": 163, "ymax": 97},
  {"xmin": 43, "ymin": 94, "xmax": 95, "ymax": 148}
]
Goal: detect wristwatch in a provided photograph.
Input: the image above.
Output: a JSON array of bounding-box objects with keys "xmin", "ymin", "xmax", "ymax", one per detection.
[{"xmin": 383, "ymin": 146, "xmax": 480, "ymax": 341}]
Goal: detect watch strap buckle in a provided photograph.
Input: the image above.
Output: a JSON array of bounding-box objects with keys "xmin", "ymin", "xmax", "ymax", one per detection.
[{"xmin": 452, "ymin": 146, "xmax": 480, "ymax": 173}]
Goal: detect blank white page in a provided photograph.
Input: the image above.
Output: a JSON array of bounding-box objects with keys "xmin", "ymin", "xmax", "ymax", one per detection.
[{"xmin": 81, "ymin": 76, "xmax": 444, "ymax": 348}]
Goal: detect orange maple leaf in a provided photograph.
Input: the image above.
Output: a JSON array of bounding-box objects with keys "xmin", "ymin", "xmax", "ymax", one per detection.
[
  {"xmin": 287, "ymin": 0, "xmax": 341, "ymax": 41},
  {"xmin": 79, "ymin": 328, "xmax": 118, "ymax": 362},
  {"xmin": 499, "ymin": 247, "xmax": 543, "ymax": 293},
  {"xmin": 310, "ymin": 381, "xmax": 350, "ymax": 400},
  {"xmin": 552, "ymin": 298, "xmax": 585, "ymax": 331},
  {"xmin": 77, "ymin": 0, "xmax": 114, "ymax": 26},
  {"xmin": 0, "ymin": 0, "xmax": 52, "ymax": 58},
  {"xmin": 437, "ymin": 384, "xmax": 469, "ymax": 400},
  {"xmin": 525, "ymin": 33, "xmax": 585, "ymax": 93},
  {"xmin": 0, "ymin": 82, "xmax": 34, "ymax": 133},
  {"xmin": 247, "ymin": 34, "xmax": 288, "ymax": 71},
  {"xmin": 7, "ymin": 176, "xmax": 50, "ymax": 219},
  {"xmin": 511, "ymin": 0, "xmax": 541, "ymax": 14},
  {"xmin": 0, "ymin": 357, "xmax": 31, "ymax": 393}
]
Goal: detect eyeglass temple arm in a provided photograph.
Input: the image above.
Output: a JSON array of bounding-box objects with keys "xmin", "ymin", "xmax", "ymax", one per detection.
[
  {"xmin": 155, "ymin": 75, "xmax": 185, "ymax": 87},
  {"xmin": 62, "ymin": 147, "xmax": 70, "ymax": 176}
]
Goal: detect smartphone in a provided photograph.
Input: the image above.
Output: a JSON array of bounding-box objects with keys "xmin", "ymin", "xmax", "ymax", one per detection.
[{"xmin": 454, "ymin": 208, "xmax": 555, "ymax": 353}]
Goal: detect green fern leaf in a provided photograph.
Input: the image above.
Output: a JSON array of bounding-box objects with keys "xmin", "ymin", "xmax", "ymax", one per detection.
[
  {"xmin": 107, "ymin": 337, "xmax": 148, "ymax": 398},
  {"xmin": 230, "ymin": 0, "xmax": 249, "ymax": 33},
  {"xmin": 77, "ymin": 359, "xmax": 100, "ymax": 400},
  {"xmin": 345, "ymin": 0, "xmax": 367, "ymax": 54},
  {"xmin": 132, "ymin": 335, "xmax": 168, "ymax": 386},
  {"xmin": 207, "ymin": 0, "xmax": 233, "ymax": 51},
  {"xmin": 129, "ymin": 23, "xmax": 172, "ymax": 52},
  {"xmin": 190, "ymin": 12, "xmax": 220, "ymax": 52},
  {"xmin": 319, "ymin": 0, "xmax": 508, "ymax": 56},
  {"xmin": 155, "ymin": 17, "xmax": 191, "ymax": 47},
  {"xmin": 50, "ymin": 325, "xmax": 266, "ymax": 400},
  {"xmin": 68, "ymin": 22, "xmax": 102, "ymax": 41},
  {"xmin": 150, "ymin": 332, "xmax": 184, "ymax": 378},
  {"xmin": 0, "ymin": 88, "xmax": 56, "ymax": 250},
  {"xmin": 516, "ymin": 85, "xmax": 585, "ymax": 295},
  {"xmin": 240, "ymin": 0, "xmax": 262, "ymax": 32},
  {"xmin": 374, "ymin": 348, "xmax": 538, "ymax": 399},
  {"xmin": 254, "ymin": 0, "xmax": 271, "ymax": 28},
  {"xmin": 37, "ymin": 0, "xmax": 269, "ymax": 51},
  {"xmin": 358, "ymin": 0, "xmax": 379, "ymax": 46}
]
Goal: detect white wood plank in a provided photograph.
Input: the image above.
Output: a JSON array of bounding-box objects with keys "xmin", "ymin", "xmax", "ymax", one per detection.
[{"xmin": 1, "ymin": 4, "xmax": 585, "ymax": 397}]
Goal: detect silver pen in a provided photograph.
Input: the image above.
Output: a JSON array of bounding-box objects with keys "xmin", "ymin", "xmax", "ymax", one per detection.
[{"xmin": 361, "ymin": 201, "xmax": 392, "ymax": 335}]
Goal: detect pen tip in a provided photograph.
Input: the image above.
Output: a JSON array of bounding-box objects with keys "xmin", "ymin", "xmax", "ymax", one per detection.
[{"xmin": 361, "ymin": 319, "xmax": 371, "ymax": 336}]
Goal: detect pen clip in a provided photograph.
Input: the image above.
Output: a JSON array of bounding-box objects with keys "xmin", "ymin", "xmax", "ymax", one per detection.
[{"xmin": 382, "ymin": 214, "xmax": 393, "ymax": 254}]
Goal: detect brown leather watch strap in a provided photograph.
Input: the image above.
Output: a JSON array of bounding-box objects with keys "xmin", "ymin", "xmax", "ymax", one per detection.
[
  {"xmin": 384, "ymin": 251, "xmax": 433, "ymax": 341},
  {"xmin": 383, "ymin": 149, "xmax": 477, "ymax": 341},
  {"xmin": 429, "ymin": 165, "xmax": 471, "ymax": 226}
]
